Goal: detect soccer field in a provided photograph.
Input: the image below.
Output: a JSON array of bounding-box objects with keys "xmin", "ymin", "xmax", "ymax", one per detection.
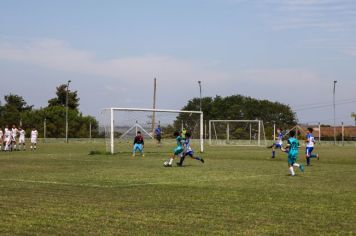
[{"xmin": 0, "ymin": 142, "xmax": 355, "ymax": 235}]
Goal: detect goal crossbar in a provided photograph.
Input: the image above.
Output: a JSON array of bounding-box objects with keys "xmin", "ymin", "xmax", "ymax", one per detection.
[
  {"xmin": 209, "ymin": 119, "xmax": 266, "ymax": 146},
  {"xmin": 102, "ymin": 107, "xmax": 204, "ymax": 154}
]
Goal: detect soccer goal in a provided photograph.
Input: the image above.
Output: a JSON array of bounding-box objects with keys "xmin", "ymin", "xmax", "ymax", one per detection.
[
  {"xmin": 101, "ymin": 108, "xmax": 204, "ymax": 154},
  {"xmin": 209, "ymin": 120, "xmax": 267, "ymax": 146}
]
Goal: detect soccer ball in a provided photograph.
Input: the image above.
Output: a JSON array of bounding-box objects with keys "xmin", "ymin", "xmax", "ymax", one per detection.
[{"xmin": 163, "ymin": 161, "xmax": 170, "ymax": 167}]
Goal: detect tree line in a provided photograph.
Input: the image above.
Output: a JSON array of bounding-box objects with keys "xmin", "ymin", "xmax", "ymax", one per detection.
[{"xmin": 0, "ymin": 84, "xmax": 98, "ymax": 139}]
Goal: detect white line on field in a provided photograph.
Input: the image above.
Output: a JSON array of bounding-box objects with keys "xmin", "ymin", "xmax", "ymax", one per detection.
[{"xmin": 0, "ymin": 178, "xmax": 170, "ymax": 188}]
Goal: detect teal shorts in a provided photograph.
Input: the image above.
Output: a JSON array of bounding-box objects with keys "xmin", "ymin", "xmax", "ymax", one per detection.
[
  {"xmin": 174, "ymin": 146, "xmax": 183, "ymax": 155},
  {"xmin": 288, "ymin": 153, "xmax": 298, "ymax": 165}
]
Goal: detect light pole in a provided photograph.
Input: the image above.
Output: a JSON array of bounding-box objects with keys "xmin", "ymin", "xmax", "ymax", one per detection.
[
  {"xmin": 65, "ymin": 80, "xmax": 71, "ymax": 143},
  {"xmin": 333, "ymin": 80, "xmax": 337, "ymax": 145},
  {"xmin": 198, "ymin": 81, "xmax": 202, "ymax": 112}
]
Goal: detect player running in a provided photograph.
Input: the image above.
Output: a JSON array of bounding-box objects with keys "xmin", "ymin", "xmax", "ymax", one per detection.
[
  {"xmin": 132, "ymin": 131, "xmax": 144, "ymax": 157},
  {"xmin": 164, "ymin": 131, "xmax": 184, "ymax": 167},
  {"xmin": 281, "ymin": 130, "xmax": 304, "ymax": 176},
  {"xmin": 268, "ymin": 128, "xmax": 284, "ymax": 158},
  {"xmin": 30, "ymin": 128, "xmax": 38, "ymax": 151},
  {"xmin": 177, "ymin": 132, "xmax": 204, "ymax": 167},
  {"xmin": 305, "ymin": 128, "xmax": 319, "ymax": 166},
  {"xmin": 18, "ymin": 127, "xmax": 26, "ymax": 151}
]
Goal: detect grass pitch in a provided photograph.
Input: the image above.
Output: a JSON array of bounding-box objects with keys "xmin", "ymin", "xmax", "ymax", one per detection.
[{"xmin": 0, "ymin": 141, "xmax": 355, "ymax": 235}]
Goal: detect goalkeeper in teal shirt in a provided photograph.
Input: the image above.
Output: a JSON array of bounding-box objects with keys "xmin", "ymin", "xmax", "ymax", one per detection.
[{"xmin": 282, "ymin": 130, "xmax": 304, "ymax": 176}]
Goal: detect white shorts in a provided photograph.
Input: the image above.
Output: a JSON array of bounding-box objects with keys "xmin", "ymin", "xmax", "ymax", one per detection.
[
  {"xmin": 31, "ymin": 138, "xmax": 37, "ymax": 144},
  {"xmin": 19, "ymin": 138, "xmax": 25, "ymax": 144}
]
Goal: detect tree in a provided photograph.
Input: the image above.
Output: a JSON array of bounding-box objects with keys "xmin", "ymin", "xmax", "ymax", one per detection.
[
  {"xmin": 175, "ymin": 94, "xmax": 297, "ymax": 138},
  {"xmin": 48, "ymin": 84, "xmax": 80, "ymax": 110},
  {"xmin": 0, "ymin": 94, "xmax": 33, "ymax": 126}
]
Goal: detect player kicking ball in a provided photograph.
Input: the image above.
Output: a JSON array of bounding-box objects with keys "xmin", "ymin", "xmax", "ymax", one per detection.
[
  {"xmin": 267, "ymin": 128, "xmax": 283, "ymax": 158},
  {"xmin": 305, "ymin": 128, "xmax": 319, "ymax": 166},
  {"xmin": 164, "ymin": 131, "xmax": 184, "ymax": 167},
  {"xmin": 177, "ymin": 132, "xmax": 204, "ymax": 167},
  {"xmin": 281, "ymin": 130, "xmax": 304, "ymax": 176},
  {"xmin": 132, "ymin": 131, "xmax": 144, "ymax": 157}
]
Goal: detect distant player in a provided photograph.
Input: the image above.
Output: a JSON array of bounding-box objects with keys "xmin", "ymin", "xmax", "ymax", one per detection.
[
  {"xmin": 177, "ymin": 132, "xmax": 204, "ymax": 166},
  {"xmin": 4, "ymin": 126, "xmax": 12, "ymax": 151},
  {"xmin": 30, "ymin": 128, "xmax": 38, "ymax": 151},
  {"xmin": 155, "ymin": 125, "xmax": 162, "ymax": 144},
  {"xmin": 181, "ymin": 127, "xmax": 187, "ymax": 140},
  {"xmin": 18, "ymin": 127, "xmax": 26, "ymax": 151},
  {"xmin": 267, "ymin": 128, "xmax": 283, "ymax": 158},
  {"xmin": 164, "ymin": 131, "xmax": 184, "ymax": 167},
  {"xmin": 0, "ymin": 128, "xmax": 3, "ymax": 150},
  {"xmin": 305, "ymin": 128, "xmax": 319, "ymax": 166},
  {"xmin": 132, "ymin": 131, "xmax": 144, "ymax": 157},
  {"xmin": 281, "ymin": 130, "xmax": 304, "ymax": 176},
  {"xmin": 11, "ymin": 124, "xmax": 18, "ymax": 151}
]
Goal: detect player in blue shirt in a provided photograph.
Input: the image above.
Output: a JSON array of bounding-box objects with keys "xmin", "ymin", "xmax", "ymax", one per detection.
[
  {"xmin": 267, "ymin": 128, "xmax": 284, "ymax": 158},
  {"xmin": 305, "ymin": 127, "xmax": 319, "ymax": 166},
  {"xmin": 281, "ymin": 130, "xmax": 304, "ymax": 176},
  {"xmin": 177, "ymin": 132, "xmax": 204, "ymax": 167},
  {"xmin": 132, "ymin": 131, "xmax": 144, "ymax": 157},
  {"xmin": 155, "ymin": 125, "xmax": 162, "ymax": 144}
]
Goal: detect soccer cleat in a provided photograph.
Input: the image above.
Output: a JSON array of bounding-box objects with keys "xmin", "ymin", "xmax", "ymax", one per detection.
[
  {"xmin": 200, "ymin": 158, "xmax": 205, "ymax": 163},
  {"xmin": 299, "ymin": 164, "xmax": 305, "ymax": 173}
]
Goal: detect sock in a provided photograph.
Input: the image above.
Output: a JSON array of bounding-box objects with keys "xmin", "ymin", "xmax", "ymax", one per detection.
[
  {"xmin": 169, "ymin": 158, "xmax": 174, "ymax": 165},
  {"xmin": 310, "ymin": 154, "xmax": 317, "ymax": 158},
  {"xmin": 179, "ymin": 155, "xmax": 186, "ymax": 165},
  {"xmin": 30, "ymin": 146, "xmax": 33, "ymax": 150},
  {"xmin": 293, "ymin": 163, "xmax": 300, "ymax": 168},
  {"xmin": 194, "ymin": 156, "xmax": 201, "ymax": 161},
  {"xmin": 306, "ymin": 157, "xmax": 310, "ymax": 165},
  {"xmin": 289, "ymin": 166, "xmax": 295, "ymax": 176},
  {"xmin": 272, "ymin": 150, "xmax": 275, "ymax": 157}
]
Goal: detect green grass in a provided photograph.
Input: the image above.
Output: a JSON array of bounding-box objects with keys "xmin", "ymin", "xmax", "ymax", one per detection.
[{"xmin": 0, "ymin": 142, "xmax": 355, "ymax": 235}]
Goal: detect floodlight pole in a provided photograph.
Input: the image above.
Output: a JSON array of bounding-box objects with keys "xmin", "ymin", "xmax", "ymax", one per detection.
[
  {"xmin": 65, "ymin": 80, "xmax": 71, "ymax": 143},
  {"xmin": 198, "ymin": 81, "xmax": 202, "ymax": 112},
  {"xmin": 333, "ymin": 80, "xmax": 337, "ymax": 145}
]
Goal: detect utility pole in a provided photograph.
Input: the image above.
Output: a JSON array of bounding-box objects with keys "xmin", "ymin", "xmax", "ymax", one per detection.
[
  {"xmin": 65, "ymin": 80, "xmax": 71, "ymax": 143},
  {"xmin": 333, "ymin": 80, "xmax": 337, "ymax": 145},
  {"xmin": 352, "ymin": 112, "xmax": 356, "ymax": 126},
  {"xmin": 151, "ymin": 78, "xmax": 157, "ymax": 136}
]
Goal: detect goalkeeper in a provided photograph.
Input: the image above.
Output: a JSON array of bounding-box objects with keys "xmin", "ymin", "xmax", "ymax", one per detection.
[{"xmin": 132, "ymin": 131, "xmax": 144, "ymax": 157}]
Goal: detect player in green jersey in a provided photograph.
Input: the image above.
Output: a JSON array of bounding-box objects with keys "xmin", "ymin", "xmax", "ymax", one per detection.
[{"xmin": 282, "ymin": 130, "xmax": 304, "ymax": 176}]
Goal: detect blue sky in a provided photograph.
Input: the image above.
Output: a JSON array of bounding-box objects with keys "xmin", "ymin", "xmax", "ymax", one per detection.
[{"xmin": 0, "ymin": 0, "xmax": 355, "ymax": 125}]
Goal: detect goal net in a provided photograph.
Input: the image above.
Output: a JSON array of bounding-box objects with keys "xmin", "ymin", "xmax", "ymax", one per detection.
[
  {"xmin": 101, "ymin": 108, "xmax": 204, "ymax": 154},
  {"xmin": 209, "ymin": 120, "xmax": 267, "ymax": 146}
]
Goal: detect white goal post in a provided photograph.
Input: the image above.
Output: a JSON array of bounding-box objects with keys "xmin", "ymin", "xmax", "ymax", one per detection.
[
  {"xmin": 102, "ymin": 107, "xmax": 204, "ymax": 154},
  {"xmin": 209, "ymin": 120, "xmax": 267, "ymax": 146}
]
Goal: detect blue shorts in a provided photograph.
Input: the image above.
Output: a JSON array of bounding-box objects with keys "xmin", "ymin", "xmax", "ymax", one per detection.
[
  {"xmin": 305, "ymin": 147, "xmax": 314, "ymax": 157},
  {"xmin": 274, "ymin": 143, "xmax": 282, "ymax": 149},
  {"xmin": 133, "ymin": 144, "xmax": 143, "ymax": 152},
  {"xmin": 185, "ymin": 150, "xmax": 194, "ymax": 156}
]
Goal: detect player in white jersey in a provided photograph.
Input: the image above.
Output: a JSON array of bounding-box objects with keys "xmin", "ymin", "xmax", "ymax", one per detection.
[
  {"xmin": 11, "ymin": 124, "xmax": 18, "ymax": 151},
  {"xmin": 4, "ymin": 126, "xmax": 12, "ymax": 151},
  {"xmin": 18, "ymin": 127, "xmax": 26, "ymax": 151},
  {"xmin": 305, "ymin": 127, "xmax": 319, "ymax": 166},
  {"xmin": 30, "ymin": 128, "xmax": 38, "ymax": 151},
  {"xmin": 0, "ymin": 128, "xmax": 3, "ymax": 150}
]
